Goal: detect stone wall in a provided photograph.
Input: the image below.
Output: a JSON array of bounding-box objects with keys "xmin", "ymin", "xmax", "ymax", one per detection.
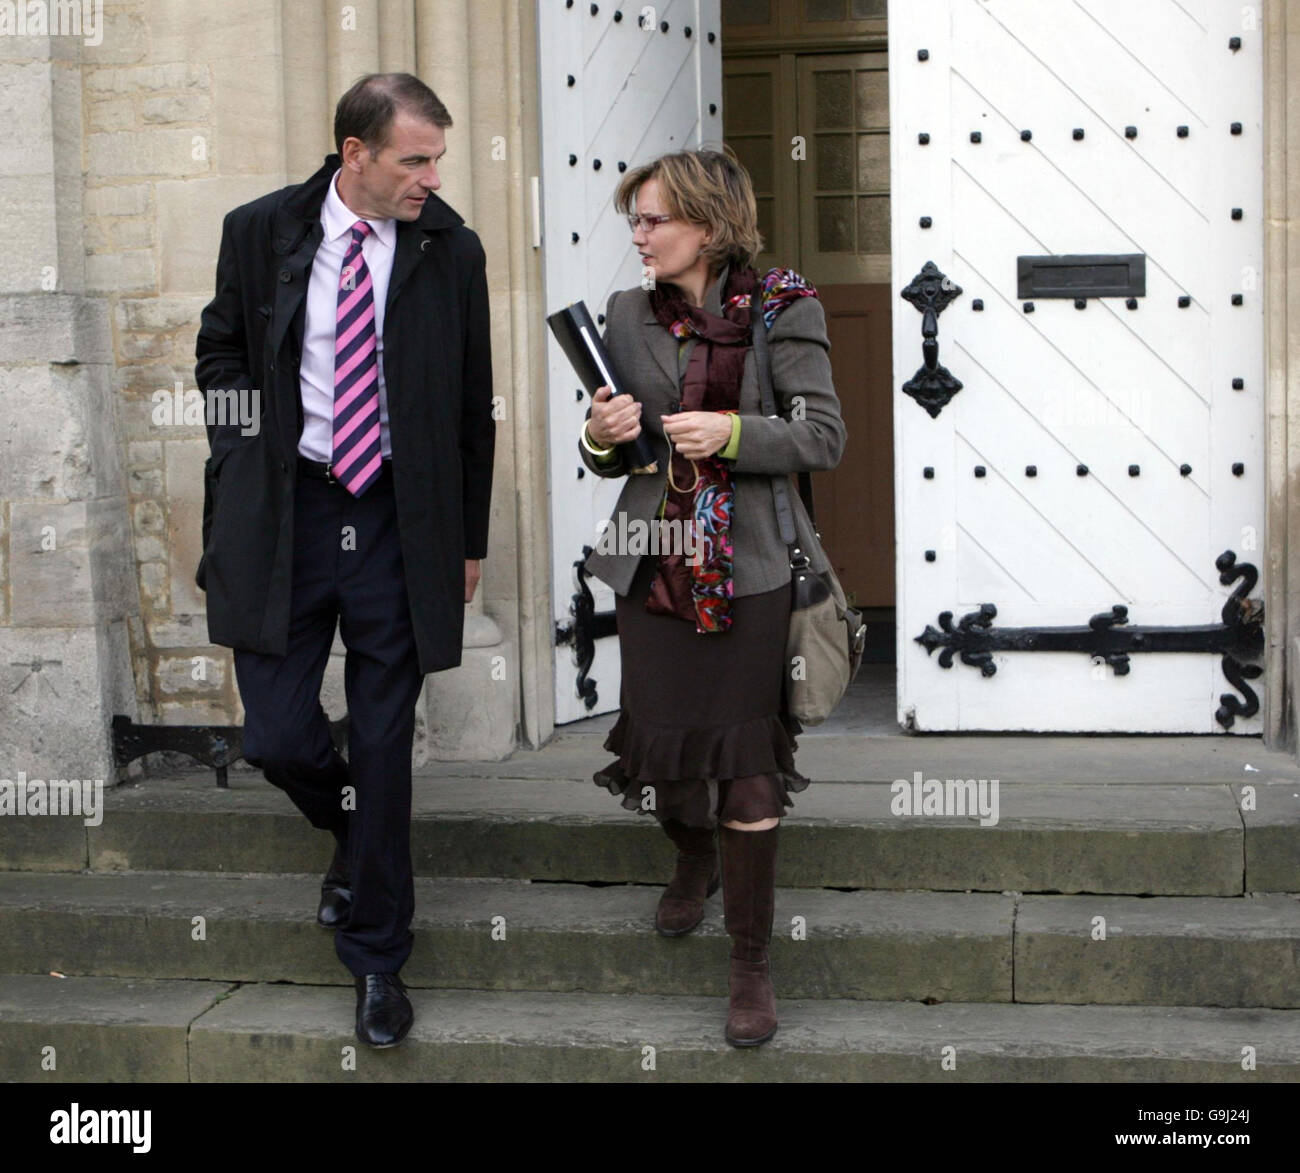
[
  {"xmin": 0, "ymin": 0, "xmax": 550, "ymax": 780},
  {"xmin": 80, "ymin": 5, "xmax": 281, "ymax": 736},
  {"xmin": 0, "ymin": 14, "xmax": 140, "ymax": 782}
]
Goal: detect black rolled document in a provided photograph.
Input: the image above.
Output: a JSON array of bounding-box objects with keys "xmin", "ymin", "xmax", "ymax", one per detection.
[{"xmin": 547, "ymin": 300, "xmax": 658, "ymax": 475}]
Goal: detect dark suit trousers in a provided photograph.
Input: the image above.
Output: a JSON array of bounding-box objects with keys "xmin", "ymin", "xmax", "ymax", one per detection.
[{"xmin": 233, "ymin": 463, "xmax": 424, "ymax": 976}]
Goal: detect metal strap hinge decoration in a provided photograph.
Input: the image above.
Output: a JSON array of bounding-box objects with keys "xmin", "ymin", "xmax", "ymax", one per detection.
[
  {"xmin": 554, "ymin": 546, "xmax": 617, "ymax": 709},
  {"xmin": 914, "ymin": 551, "xmax": 1264, "ymax": 729}
]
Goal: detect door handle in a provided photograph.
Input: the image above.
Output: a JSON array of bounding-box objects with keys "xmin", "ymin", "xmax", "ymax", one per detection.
[{"xmin": 900, "ymin": 261, "xmax": 964, "ymax": 418}]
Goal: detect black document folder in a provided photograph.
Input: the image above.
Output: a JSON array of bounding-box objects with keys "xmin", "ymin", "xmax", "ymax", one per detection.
[{"xmin": 546, "ymin": 300, "xmax": 658, "ymax": 474}]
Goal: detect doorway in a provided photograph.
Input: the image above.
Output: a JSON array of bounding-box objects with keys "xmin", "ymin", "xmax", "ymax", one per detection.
[{"xmin": 722, "ymin": 0, "xmax": 897, "ymax": 707}]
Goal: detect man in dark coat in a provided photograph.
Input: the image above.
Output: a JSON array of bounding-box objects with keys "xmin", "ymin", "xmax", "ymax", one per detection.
[{"xmin": 194, "ymin": 73, "xmax": 494, "ymax": 1047}]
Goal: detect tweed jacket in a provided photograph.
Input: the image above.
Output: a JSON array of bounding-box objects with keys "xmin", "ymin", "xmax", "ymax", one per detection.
[{"xmin": 579, "ymin": 266, "xmax": 847, "ymax": 598}]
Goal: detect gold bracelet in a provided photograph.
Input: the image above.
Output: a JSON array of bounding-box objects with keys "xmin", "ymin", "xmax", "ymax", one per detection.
[{"xmin": 580, "ymin": 419, "xmax": 616, "ymax": 457}]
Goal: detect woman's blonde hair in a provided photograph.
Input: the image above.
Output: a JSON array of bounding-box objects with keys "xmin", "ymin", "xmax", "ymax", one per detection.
[{"xmin": 614, "ymin": 143, "xmax": 764, "ymax": 274}]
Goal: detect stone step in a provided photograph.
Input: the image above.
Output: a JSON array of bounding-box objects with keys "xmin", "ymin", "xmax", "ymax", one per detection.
[
  {"xmin": 2, "ymin": 872, "xmax": 1297, "ymax": 1007},
  {"xmin": 1013, "ymin": 893, "xmax": 1300, "ymax": 1007},
  {"xmin": 8, "ymin": 772, "xmax": 1294, "ymax": 895},
  {"xmin": 2, "ymin": 973, "xmax": 1297, "ymax": 1083},
  {"xmin": 0, "ymin": 973, "xmax": 233, "ymax": 1082}
]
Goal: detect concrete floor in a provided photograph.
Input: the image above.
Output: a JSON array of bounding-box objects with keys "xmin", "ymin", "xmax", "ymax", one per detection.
[
  {"xmin": 568, "ymin": 662, "xmax": 897, "ymax": 737},
  {"xmin": 522, "ymin": 663, "xmax": 1300, "ymax": 786}
]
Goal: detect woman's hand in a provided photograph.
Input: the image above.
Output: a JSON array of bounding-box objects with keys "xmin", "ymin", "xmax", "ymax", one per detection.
[
  {"xmin": 588, "ymin": 384, "xmax": 642, "ymax": 447},
  {"xmin": 662, "ymin": 410, "xmax": 733, "ymax": 460}
]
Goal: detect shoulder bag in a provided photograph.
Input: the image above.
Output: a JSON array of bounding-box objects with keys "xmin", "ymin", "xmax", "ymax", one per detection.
[{"xmin": 750, "ymin": 306, "xmax": 868, "ymax": 725}]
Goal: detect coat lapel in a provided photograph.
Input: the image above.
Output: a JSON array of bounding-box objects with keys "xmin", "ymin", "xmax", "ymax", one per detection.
[
  {"xmin": 389, "ymin": 191, "xmax": 465, "ymax": 314},
  {"xmin": 267, "ymin": 156, "xmax": 336, "ymax": 358},
  {"xmin": 640, "ymin": 305, "xmax": 682, "ymax": 391},
  {"xmin": 386, "ymin": 221, "xmax": 429, "ymax": 317},
  {"xmin": 268, "ymin": 209, "xmax": 321, "ymax": 358}
]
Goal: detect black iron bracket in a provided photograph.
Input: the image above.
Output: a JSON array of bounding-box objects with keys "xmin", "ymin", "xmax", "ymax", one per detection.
[
  {"xmin": 554, "ymin": 545, "xmax": 618, "ymax": 710},
  {"xmin": 112, "ymin": 713, "xmax": 350, "ymax": 787},
  {"xmin": 901, "ymin": 260, "xmax": 964, "ymax": 418},
  {"xmin": 914, "ymin": 551, "xmax": 1264, "ymax": 729}
]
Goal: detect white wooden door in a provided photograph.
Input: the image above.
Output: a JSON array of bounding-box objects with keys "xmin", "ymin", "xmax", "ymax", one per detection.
[
  {"xmin": 889, "ymin": 0, "xmax": 1264, "ymax": 732},
  {"xmin": 540, "ymin": 0, "xmax": 723, "ymax": 724}
]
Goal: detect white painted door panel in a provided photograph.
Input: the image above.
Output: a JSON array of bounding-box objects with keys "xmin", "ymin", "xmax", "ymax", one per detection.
[
  {"xmin": 890, "ymin": 0, "xmax": 1264, "ymax": 732},
  {"xmin": 540, "ymin": 0, "xmax": 722, "ymax": 724}
]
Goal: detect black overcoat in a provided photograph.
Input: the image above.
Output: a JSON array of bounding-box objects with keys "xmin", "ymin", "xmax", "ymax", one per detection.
[{"xmin": 194, "ymin": 154, "xmax": 495, "ymax": 674}]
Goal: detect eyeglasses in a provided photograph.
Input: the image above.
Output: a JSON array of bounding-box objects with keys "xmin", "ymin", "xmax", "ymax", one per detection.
[{"xmin": 626, "ymin": 213, "xmax": 674, "ymax": 233}]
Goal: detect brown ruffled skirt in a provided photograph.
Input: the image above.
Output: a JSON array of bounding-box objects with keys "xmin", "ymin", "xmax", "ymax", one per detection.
[{"xmin": 593, "ymin": 554, "xmax": 809, "ymax": 829}]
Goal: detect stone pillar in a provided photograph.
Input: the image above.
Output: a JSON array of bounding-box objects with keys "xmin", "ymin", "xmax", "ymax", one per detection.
[
  {"xmin": 415, "ymin": 0, "xmax": 518, "ymax": 759},
  {"xmin": 1263, "ymin": 0, "xmax": 1300, "ymax": 753},
  {"xmin": 327, "ymin": 0, "xmax": 381, "ymax": 103},
  {"xmin": 281, "ymin": 2, "xmax": 331, "ymax": 180},
  {"xmin": 0, "ymin": 29, "xmax": 140, "ymax": 781},
  {"xmin": 507, "ymin": 0, "xmax": 556, "ymax": 749},
  {"xmin": 269, "ymin": 0, "xmax": 531, "ymax": 760}
]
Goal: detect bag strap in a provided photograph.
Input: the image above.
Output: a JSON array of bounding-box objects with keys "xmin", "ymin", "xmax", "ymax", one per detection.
[{"xmin": 751, "ymin": 302, "xmax": 815, "ymax": 566}]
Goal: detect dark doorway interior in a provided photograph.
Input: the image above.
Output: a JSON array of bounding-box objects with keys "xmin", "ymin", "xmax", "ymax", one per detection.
[{"xmin": 722, "ymin": 1, "xmax": 895, "ymax": 672}]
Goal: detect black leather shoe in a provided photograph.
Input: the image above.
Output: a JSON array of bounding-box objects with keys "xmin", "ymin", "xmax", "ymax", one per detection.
[
  {"xmin": 354, "ymin": 973, "xmax": 413, "ymax": 1048},
  {"xmin": 317, "ymin": 835, "xmax": 352, "ymax": 928}
]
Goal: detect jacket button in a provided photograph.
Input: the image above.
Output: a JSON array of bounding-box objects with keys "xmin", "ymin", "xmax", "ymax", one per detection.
[
  {"xmin": 268, "ymin": 361, "xmax": 274, "ymax": 371},
  {"xmin": 279, "ymin": 269, "xmax": 291, "ymax": 282},
  {"xmin": 280, "ymin": 460, "xmax": 289, "ymax": 473}
]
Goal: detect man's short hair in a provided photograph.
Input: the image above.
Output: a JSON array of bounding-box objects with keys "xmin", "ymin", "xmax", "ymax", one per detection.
[{"xmin": 334, "ymin": 73, "xmax": 453, "ymax": 157}]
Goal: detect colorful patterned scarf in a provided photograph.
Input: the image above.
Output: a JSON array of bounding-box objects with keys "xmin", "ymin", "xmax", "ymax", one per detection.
[{"xmin": 645, "ymin": 264, "xmax": 819, "ymax": 632}]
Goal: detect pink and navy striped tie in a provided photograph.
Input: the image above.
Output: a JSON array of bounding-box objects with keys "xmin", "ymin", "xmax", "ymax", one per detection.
[{"xmin": 330, "ymin": 221, "xmax": 383, "ymax": 496}]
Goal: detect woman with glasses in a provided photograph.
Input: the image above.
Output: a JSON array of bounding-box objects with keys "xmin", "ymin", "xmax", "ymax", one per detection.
[{"xmin": 578, "ymin": 145, "xmax": 846, "ymax": 1046}]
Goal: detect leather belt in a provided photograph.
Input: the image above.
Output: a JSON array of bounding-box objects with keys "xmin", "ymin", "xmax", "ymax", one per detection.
[{"xmin": 296, "ymin": 456, "xmax": 392, "ymax": 483}]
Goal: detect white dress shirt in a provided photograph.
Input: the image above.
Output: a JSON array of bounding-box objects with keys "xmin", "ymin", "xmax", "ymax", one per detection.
[{"xmin": 298, "ymin": 169, "xmax": 396, "ymax": 461}]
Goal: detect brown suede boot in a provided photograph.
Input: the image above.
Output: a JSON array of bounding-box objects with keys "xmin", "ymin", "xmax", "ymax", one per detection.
[
  {"xmin": 720, "ymin": 823, "xmax": 779, "ymax": 1047},
  {"xmin": 655, "ymin": 818, "xmax": 720, "ymax": 937}
]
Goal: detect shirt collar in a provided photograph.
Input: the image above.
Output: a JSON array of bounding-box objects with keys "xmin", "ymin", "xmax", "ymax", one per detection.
[{"xmin": 322, "ymin": 169, "xmax": 396, "ymax": 249}]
